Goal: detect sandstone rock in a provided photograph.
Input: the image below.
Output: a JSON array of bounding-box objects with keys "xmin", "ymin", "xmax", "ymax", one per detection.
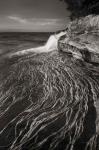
[{"xmin": 58, "ymin": 15, "xmax": 99, "ymax": 63}]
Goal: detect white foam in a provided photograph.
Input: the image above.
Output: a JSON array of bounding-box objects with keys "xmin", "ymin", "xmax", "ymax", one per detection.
[{"xmin": 9, "ymin": 32, "xmax": 67, "ymax": 57}]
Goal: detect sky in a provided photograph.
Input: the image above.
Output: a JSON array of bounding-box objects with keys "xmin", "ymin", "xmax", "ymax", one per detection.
[{"xmin": 0, "ymin": 0, "xmax": 71, "ymax": 32}]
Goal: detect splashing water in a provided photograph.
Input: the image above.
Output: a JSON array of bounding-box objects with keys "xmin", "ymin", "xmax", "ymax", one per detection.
[
  {"xmin": 9, "ymin": 32, "xmax": 66, "ymax": 57},
  {"xmin": 0, "ymin": 15, "xmax": 99, "ymax": 150}
]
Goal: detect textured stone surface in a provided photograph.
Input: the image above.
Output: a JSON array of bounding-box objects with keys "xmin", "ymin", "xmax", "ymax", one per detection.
[
  {"xmin": 0, "ymin": 15, "xmax": 99, "ymax": 150},
  {"xmin": 58, "ymin": 15, "xmax": 99, "ymax": 63}
]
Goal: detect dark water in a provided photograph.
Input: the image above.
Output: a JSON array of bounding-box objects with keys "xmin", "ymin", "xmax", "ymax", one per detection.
[
  {"xmin": 0, "ymin": 32, "xmax": 99, "ymax": 150},
  {"xmin": 0, "ymin": 32, "xmax": 51, "ymax": 56}
]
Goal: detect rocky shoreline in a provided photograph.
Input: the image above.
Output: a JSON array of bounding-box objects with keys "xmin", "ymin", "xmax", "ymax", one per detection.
[
  {"xmin": 0, "ymin": 15, "xmax": 99, "ymax": 150},
  {"xmin": 58, "ymin": 15, "xmax": 99, "ymax": 63}
]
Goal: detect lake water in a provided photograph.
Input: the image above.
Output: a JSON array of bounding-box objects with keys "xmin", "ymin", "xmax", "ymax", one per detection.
[
  {"xmin": 0, "ymin": 32, "xmax": 51, "ymax": 56},
  {"xmin": 0, "ymin": 32, "xmax": 99, "ymax": 150}
]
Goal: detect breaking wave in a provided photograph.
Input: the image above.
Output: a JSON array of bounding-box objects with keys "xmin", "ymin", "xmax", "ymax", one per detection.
[{"xmin": 0, "ymin": 15, "xmax": 99, "ymax": 150}]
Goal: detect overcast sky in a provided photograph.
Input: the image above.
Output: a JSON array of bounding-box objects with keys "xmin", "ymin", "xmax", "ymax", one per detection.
[{"xmin": 0, "ymin": 0, "xmax": 70, "ymax": 32}]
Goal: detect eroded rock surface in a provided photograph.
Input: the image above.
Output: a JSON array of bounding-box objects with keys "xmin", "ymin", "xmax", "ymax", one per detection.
[
  {"xmin": 58, "ymin": 15, "xmax": 99, "ymax": 63},
  {"xmin": 0, "ymin": 15, "xmax": 99, "ymax": 150}
]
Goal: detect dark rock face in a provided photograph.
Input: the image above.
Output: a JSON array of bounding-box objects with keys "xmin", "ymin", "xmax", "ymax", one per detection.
[{"xmin": 0, "ymin": 15, "xmax": 99, "ymax": 150}]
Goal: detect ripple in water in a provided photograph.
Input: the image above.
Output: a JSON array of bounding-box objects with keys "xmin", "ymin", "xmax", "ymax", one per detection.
[{"xmin": 0, "ymin": 49, "xmax": 99, "ymax": 150}]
